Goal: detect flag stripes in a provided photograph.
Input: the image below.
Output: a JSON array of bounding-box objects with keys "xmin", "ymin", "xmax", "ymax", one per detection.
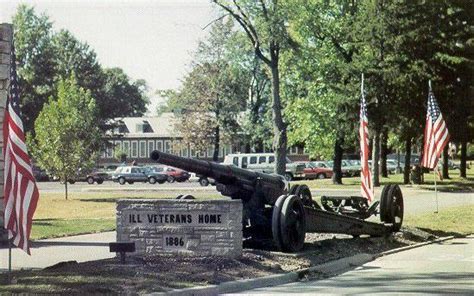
[
  {"xmin": 359, "ymin": 75, "xmax": 374, "ymax": 202},
  {"xmin": 421, "ymin": 85, "xmax": 450, "ymax": 169},
  {"xmin": 3, "ymin": 42, "xmax": 39, "ymax": 254}
]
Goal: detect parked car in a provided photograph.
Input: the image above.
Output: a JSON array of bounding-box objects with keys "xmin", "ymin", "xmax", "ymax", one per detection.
[
  {"xmin": 67, "ymin": 169, "xmax": 109, "ymax": 184},
  {"xmin": 326, "ymin": 160, "xmax": 361, "ymax": 177},
  {"xmin": 153, "ymin": 166, "xmax": 191, "ymax": 183},
  {"xmin": 302, "ymin": 161, "xmax": 333, "ymax": 179},
  {"xmin": 142, "ymin": 166, "xmax": 168, "ymax": 184},
  {"xmin": 32, "ymin": 166, "xmax": 50, "ymax": 182},
  {"xmin": 223, "ymin": 153, "xmax": 306, "ymax": 181},
  {"xmin": 111, "ymin": 166, "xmax": 149, "ymax": 185}
]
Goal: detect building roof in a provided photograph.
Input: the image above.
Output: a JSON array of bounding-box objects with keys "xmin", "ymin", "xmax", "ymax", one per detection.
[{"xmin": 111, "ymin": 113, "xmax": 181, "ymax": 138}]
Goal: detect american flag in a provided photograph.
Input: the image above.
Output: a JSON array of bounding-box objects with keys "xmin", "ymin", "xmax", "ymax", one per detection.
[
  {"xmin": 2, "ymin": 42, "xmax": 39, "ymax": 254},
  {"xmin": 421, "ymin": 84, "xmax": 450, "ymax": 169},
  {"xmin": 359, "ymin": 75, "xmax": 374, "ymax": 202}
]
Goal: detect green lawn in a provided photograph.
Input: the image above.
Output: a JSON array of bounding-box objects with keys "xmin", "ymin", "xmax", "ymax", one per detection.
[
  {"xmin": 31, "ymin": 191, "xmax": 223, "ymax": 240},
  {"xmin": 404, "ymin": 204, "xmax": 474, "ymax": 236}
]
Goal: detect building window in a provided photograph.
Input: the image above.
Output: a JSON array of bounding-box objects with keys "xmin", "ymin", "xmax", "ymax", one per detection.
[
  {"xmin": 172, "ymin": 140, "xmax": 181, "ymax": 155},
  {"xmin": 139, "ymin": 140, "xmax": 147, "ymax": 158},
  {"xmin": 106, "ymin": 141, "xmax": 114, "ymax": 158},
  {"xmin": 156, "ymin": 140, "xmax": 163, "ymax": 152},
  {"xmin": 290, "ymin": 146, "xmax": 298, "ymax": 155},
  {"xmin": 250, "ymin": 156, "xmax": 257, "ymax": 164},
  {"xmin": 259, "ymin": 156, "xmax": 266, "ymax": 164},
  {"xmin": 207, "ymin": 147, "xmax": 214, "ymax": 158},
  {"xmin": 148, "ymin": 141, "xmax": 155, "ymax": 156},
  {"xmin": 131, "ymin": 141, "xmax": 138, "ymax": 158},
  {"xmin": 115, "ymin": 141, "xmax": 122, "ymax": 152},
  {"xmin": 164, "ymin": 140, "xmax": 171, "ymax": 153},
  {"xmin": 182, "ymin": 145, "xmax": 189, "ymax": 157},
  {"xmin": 123, "ymin": 141, "xmax": 130, "ymax": 157}
]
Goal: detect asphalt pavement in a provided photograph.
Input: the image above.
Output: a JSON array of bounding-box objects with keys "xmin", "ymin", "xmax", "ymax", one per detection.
[{"xmin": 237, "ymin": 235, "xmax": 474, "ymax": 295}]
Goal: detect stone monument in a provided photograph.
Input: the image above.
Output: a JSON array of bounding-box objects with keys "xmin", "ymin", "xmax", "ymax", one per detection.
[{"xmin": 116, "ymin": 199, "xmax": 243, "ymax": 258}]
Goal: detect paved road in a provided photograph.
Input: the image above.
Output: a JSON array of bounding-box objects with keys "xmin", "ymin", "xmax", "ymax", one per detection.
[{"xmin": 238, "ymin": 235, "xmax": 474, "ymax": 295}]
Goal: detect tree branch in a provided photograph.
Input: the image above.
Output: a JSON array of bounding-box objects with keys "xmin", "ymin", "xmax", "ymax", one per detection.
[{"xmin": 213, "ymin": 0, "xmax": 272, "ymax": 65}]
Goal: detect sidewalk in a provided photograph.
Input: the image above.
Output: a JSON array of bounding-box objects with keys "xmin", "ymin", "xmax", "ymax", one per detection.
[
  {"xmin": 239, "ymin": 235, "xmax": 474, "ymax": 294},
  {"xmin": 0, "ymin": 232, "xmax": 116, "ymax": 271}
]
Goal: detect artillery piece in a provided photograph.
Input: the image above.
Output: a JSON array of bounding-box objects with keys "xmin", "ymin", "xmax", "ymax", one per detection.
[{"xmin": 150, "ymin": 151, "xmax": 404, "ymax": 252}]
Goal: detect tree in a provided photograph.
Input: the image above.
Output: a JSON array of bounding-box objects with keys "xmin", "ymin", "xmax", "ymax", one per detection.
[
  {"xmin": 13, "ymin": 4, "xmax": 56, "ymax": 133},
  {"xmin": 29, "ymin": 75, "xmax": 101, "ymax": 199},
  {"xmin": 52, "ymin": 31, "xmax": 149, "ymax": 126},
  {"xmin": 13, "ymin": 5, "xmax": 148, "ymax": 133},
  {"xmin": 213, "ymin": 0, "xmax": 296, "ymax": 175},
  {"xmin": 161, "ymin": 19, "xmax": 248, "ymax": 160}
]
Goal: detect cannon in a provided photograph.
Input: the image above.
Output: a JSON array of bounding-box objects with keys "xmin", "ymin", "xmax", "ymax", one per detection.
[{"xmin": 150, "ymin": 151, "xmax": 404, "ymax": 252}]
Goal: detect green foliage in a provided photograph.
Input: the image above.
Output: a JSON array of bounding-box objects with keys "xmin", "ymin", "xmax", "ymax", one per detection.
[
  {"xmin": 160, "ymin": 18, "xmax": 249, "ymax": 157},
  {"xmin": 12, "ymin": 5, "xmax": 148, "ymax": 133},
  {"xmin": 29, "ymin": 75, "xmax": 101, "ymax": 196}
]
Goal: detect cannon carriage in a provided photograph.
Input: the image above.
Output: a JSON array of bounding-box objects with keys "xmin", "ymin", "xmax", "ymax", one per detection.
[{"xmin": 150, "ymin": 151, "xmax": 404, "ymax": 252}]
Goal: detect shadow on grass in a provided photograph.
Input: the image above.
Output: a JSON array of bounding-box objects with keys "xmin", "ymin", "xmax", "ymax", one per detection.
[
  {"xmin": 416, "ymin": 227, "xmax": 466, "ymax": 238},
  {"xmin": 79, "ymin": 196, "xmax": 152, "ymax": 203}
]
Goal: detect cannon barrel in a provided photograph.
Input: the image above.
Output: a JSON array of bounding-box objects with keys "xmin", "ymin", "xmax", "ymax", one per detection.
[{"xmin": 150, "ymin": 150, "xmax": 286, "ymax": 202}]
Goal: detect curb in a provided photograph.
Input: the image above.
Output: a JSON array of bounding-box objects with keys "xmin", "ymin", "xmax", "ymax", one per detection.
[
  {"xmin": 149, "ymin": 236, "xmax": 455, "ymax": 296},
  {"xmin": 374, "ymin": 235, "xmax": 454, "ymax": 258}
]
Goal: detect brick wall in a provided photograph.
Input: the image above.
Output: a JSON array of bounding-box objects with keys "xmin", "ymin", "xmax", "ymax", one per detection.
[
  {"xmin": 0, "ymin": 23, "xmax": 12, "ymax": 245},
  {"xmin": 116, "ymin": 199, "xmax": 243, "ymax": 258}
]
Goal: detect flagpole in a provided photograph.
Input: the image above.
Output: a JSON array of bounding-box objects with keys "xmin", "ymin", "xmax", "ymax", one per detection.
[
  {"xmin": 8, "ymin": 238, "xmax": 12, "ymax": 284},
  {"xmin": 434, "ymin": 168, "xmax": 439, "ymax": 214}
]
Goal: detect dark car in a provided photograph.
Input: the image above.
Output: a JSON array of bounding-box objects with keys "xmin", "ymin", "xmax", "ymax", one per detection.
[
  {"xmin": 143, "ymin": 166, "xmax": 168, "ymax": 184},
  {"xmin": 33, "ymin": 166, "xmax": 50, "ymax": 182},
  {"xmin": 69, "ymin": 169, "xmax": 109, "ymax": 184},
  {"xmin": 154, "ymin": 166, "xmax": 191, "ymax": 183}
]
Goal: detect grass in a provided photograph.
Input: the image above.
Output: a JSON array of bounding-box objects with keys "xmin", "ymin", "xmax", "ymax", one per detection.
[
  {"xmin": 404, "ymin": 204, "xmax": 474, "ymax": 237},
  {"xmin": 31, "ymin": 191, "xmax": 223, "ymax": 240}
]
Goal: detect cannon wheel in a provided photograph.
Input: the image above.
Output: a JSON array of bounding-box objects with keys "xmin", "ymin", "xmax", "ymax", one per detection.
[
  {"xmin": 379, "ymin": 184, "xmax": 392, "ymax": 221},
  {"xmin": 272, "ymin": 194, "xmax": 288, "ymax": 251},
  {"xmin": 387, "ymin": 185, "xmax": 404, "ymax": 231},
  {"xmin": 289, "ymin": 184, "xmax": 313, "ymax": 207},
  {"xmin": 280, "ymin": 194, "xmax": 306, "ymax": 252},
  {"xmin": 380, "ymin": 185, "xmax": 404, "ymax": 231}
]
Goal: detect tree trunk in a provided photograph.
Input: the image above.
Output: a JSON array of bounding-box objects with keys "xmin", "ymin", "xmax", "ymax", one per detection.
[
  {"xmin": 380, "ymin": 131, "xmax": 388, "ymax": 177},
  {"xmin": 270, "ymin": 63, "xmax": 287, "ymax": 175},
  {"xmin": 212, "ymin": 125, "xmax": 220, "ymax": 162},
  {"xmin": 332, "ymin": 135, "xmax": 344, "ymax": 184},
  {"xmin": 442, "ymin": 144, "xmax": 449, "ymax": 179},
  {"xmin": 64, "ymin": 177, "xmax": 68, "ymax": 200},
  {"xmin": 403, "ymin": 138, "xmax": 411, "ymax": 184},
  {"xmin": 372, "ymin": 133, "xmax": 380, "ymax": 187},
  {"xmin": 460, "ymin": 140, "xmax": 467, "ymax": 178}
]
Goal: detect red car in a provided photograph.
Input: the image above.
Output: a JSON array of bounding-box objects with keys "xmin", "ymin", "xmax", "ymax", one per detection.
[
  {"xmin": 155, "ymin": 166, "xmax": 190, "ymax": 183},
  {"xmin": 302, "ymin": 161, "xmax": 333, "ymax": 179}
]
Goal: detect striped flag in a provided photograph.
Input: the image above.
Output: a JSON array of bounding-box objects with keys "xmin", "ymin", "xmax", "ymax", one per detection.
[
  {"xmin": 421, "ymin": 83, "xmax": 450, "ymax": 169},
  {"xmin": 2, "ymin": 42, "xmax": 39, "ymax": 254},
  {"xmin": 359, "ymin": 75, "xmax": 374, "ymax": 202}
]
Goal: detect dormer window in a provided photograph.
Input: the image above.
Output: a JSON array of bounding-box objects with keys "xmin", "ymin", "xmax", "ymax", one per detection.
[{"xmin": 136, "ymin": 121, "xmax": 153, "ymax": 133}]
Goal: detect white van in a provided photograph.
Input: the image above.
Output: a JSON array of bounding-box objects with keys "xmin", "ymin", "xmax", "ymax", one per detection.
[{"xmin": 223, "ymin": 153, "xmax": 305, "ymax": 181}]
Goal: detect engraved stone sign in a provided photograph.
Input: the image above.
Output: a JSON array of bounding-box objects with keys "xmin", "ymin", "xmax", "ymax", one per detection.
[{"xmin": 116, "ymin": 199, "xmax": 243, "ymax": 258}]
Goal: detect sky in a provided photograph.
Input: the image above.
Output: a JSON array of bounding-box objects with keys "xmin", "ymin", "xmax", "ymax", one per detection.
[{"xmin": 0, "ymin": 0, "xmax": 218, "ymax": 114}]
